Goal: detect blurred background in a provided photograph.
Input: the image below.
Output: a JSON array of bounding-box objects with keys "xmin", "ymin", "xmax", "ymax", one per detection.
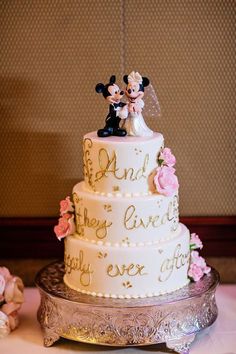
[{"xmin": 0, "ymin": 1, "xmax": 235, "ymax": 284}]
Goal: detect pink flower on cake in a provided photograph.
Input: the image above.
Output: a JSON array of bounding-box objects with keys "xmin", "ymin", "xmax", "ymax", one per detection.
[
  {"xmin": 190, "ymin": 233, "xmax": 203, "ymax": 250},
  {"xmin": 54, "ymin": 215, "xmax": 75, "ymax": 241},
  {"xmin": 159, "ymin": 148, "xmax": 176, "ymax": 167},
  {"xmin": 188, "ymin": 250, "xmax": 211, "ymax": 282},
  {"xmin": 59, "ymin": 196, "xmax": 74, "ymax": 216},
  {"xmin": 188, "ymin": 263, "xmax": 204, "ymax": 282},
  {"xmin": 191, "ymin": 250, "xmax": 206, "ymax": 268},
  {"xmin": 154, "ymin": 166, "xmax": 179, "ymax": 197}
]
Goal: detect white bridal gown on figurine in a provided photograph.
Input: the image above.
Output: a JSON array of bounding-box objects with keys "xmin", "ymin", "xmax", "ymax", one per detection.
[{"xmin": 120, "ymin": 99, "xmax": 153, "ymax": 137}]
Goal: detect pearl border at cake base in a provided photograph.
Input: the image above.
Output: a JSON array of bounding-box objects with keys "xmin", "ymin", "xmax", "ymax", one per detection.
[{"xmin": 35, "ymin": 261, "xmax": 219, "ymax": 354}]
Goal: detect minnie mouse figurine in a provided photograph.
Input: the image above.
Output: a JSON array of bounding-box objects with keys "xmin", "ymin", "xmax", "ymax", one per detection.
[
  {"xmin": 96, "ymin": 75, "xmax": 127, "ymax": 137},
  {"xmin": 121, "ymin": 71, "xmax": 153, "ymax": 137}
]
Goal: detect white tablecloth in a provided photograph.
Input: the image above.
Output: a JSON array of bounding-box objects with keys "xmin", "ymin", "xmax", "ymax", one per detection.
[{"xmin": 1, "ymin": 285, "xmax": 236, "ymax": 354}]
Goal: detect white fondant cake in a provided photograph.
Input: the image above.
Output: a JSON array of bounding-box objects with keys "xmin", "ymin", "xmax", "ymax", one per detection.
[
  {"xmin": 83, "ymin": 132, "xmax": 164, "ymax": 195},
  {"xmin": 64, "ymin": 223, "xmax": 190, "ymax": 298},
  {"xmin": 63, "ymin": 132, "xmax": 191, "ymax": 298}
]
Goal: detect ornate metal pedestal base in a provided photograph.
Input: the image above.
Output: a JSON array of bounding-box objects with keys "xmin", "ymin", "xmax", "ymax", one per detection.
[{"xmin": 36, "ymin": 261, "xmax": 219, "ymax": 353}]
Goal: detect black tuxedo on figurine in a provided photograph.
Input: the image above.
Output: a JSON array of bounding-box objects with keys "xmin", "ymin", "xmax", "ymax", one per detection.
[{"xmin": 95, "ymin": 75, "xmax": 127, "ymax": 137}]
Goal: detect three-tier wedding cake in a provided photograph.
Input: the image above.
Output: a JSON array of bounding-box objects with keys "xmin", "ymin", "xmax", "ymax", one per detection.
[{"xmin": 54, "ymin": 72, "xmax": 210, "ymax": 299}]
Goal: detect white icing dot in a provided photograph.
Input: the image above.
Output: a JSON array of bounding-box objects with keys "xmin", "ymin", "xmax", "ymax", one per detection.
[
  {"xmin": 138, "ymin": 242, "xmax": 144, "ymax": 247},
  {"xmin": 118, "ymin": 295, "xmax": 124, "ymax": 299},
  {"xmin": 97, "ymin": 293, "xmax": 103, "ymax": 297},
  {"xmin": 111, "ymin": 294, "xmax": 117, "ymax": 299},
  {"xmin": 91, "ymin": 292, "xmax": 96, "ymax": 297},
  {"xmin": 97, "ymin": 241, "xmax": 103, "ymax": 245},
  {"xmin": 104, "ymin": 293, "xmax": 110, "ymax": 298},
  {"xmin": 125, "ymin": 294, "xmax": 131, "ymax": 299},
  {"xmin": 114, "ymin": 243, "xmax": 119, "ymax": 247}
]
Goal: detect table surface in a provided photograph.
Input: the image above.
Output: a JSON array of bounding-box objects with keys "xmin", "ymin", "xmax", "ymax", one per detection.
[{"xmin": 1, "ymin": 285, "xmax": 236, "ymax": 354}]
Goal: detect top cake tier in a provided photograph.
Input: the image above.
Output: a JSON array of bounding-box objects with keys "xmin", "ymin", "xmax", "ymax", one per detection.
[{"xmin": 83, "ymin": 131, "xmax": 164, "ymax": 195}]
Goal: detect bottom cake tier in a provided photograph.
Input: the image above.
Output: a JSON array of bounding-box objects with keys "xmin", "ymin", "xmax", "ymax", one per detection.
[{"xmin": 64, "ymin": 223, "xmax": 190, "ymax": 299}]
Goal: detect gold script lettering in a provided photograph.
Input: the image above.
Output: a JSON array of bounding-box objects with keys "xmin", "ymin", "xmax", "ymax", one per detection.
[
  {"xmin": 95, "ymin": 148, "xmax": 149, "ymax": 182},
  {"xmin": 64, "ymin": 250, "xmax": 93, "ymax": 287},
  {"xmin": 158, "ymin": 244, "xmax": 190, "ymax": 282},
  {"xmin": 77, "ymin": 207, "xmax": 112, "ymax": 239},
  {"xmin": 124, "ymin": 202, "xmax": 175, "ymax": 231},
  {"xmin": 107, "ymin": 263, "xmax": 148, "ymax": 277}
]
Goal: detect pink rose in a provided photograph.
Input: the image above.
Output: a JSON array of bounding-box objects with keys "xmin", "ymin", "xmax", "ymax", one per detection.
[
  {"xmin": 154, "ymin": 166, "xmax": 179, "ymax": 197},
  {"xmin": 1, "ymin": 303, "xmax": 20, "ymax": 331},
  {"xmin": 188, "ymin": 249, "xmax": 211, "ymax": 282},
  {"xmin": 4, "ymin": 276, "xmax": 24, "ymax": 304},
  {"xmin": 159, "ymin": 148, "xmax": 176, "ymax": 167},
  {"xmin": 188, "ymin": 263, "xmax": 204, "ymax": 282},
  {"xmin": 1, "ymin": 302, "xmax": 21, "ymax": 315},
  {"xmin": 0, "ymin": 311, "xmax": 10, "ymax": 339},
  {"xmin": 0, "ymin": 267, "xmax": 11, "ymax": 283},
  {"xmin": 60, "ymin": 196, "xmax": 74, "ymax": 216},
  {"xmin": 54, "ymin": 215, "xmax": 75, "ymax": 240},
  {"xmin": 8, "ymin": 311, "xmax": 19, "ymax": 331},
  {"xmin": 0, "ymin": 274, "xmax": 5, "ymax": 296},
  {"xmin": 190, "ymin": 233, "xmax": 203, "ymax": 250},
  {"xmin": 191, "ymin": 251, "xmax": 207, "ymax": 268}
]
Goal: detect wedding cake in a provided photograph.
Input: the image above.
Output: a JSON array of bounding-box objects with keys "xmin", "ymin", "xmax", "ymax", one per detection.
[{"xmin": 54, "ymin": 72, "xmax": 210, "ymax": 299}]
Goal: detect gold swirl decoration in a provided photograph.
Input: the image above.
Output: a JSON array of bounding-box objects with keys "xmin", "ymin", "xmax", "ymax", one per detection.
[{"xmin": 83, "ymin": 138, "xmax": 95, "ymax": 191}]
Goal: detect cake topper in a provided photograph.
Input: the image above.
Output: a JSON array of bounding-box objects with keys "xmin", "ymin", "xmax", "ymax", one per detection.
[
  {"xmin": 96, "ymin": 75, "xmax": 127, "ymax": 137},
  {"xmin": 120, "ymin": 71, "xmax": 154, "ymax": 137}
]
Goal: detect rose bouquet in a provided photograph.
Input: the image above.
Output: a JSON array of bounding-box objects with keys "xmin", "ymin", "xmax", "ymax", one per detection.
[
  {"xmin": 54, "ymin": 196, "xmax": 75, "ymax": 240},
  {"xmin": 0, "ymin": 267, "xmax": 24, "ymax": 338}
]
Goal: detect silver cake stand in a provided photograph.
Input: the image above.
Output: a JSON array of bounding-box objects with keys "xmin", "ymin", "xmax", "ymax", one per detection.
[{"xmin": 35, "ymin": 261, "xmax": 219, "ymax": 354}]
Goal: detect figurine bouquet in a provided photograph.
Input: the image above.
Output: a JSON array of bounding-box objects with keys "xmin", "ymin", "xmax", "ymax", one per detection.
[{"xmin": 0, "ymin": 267, "xmax": 24, "ymax": 338}]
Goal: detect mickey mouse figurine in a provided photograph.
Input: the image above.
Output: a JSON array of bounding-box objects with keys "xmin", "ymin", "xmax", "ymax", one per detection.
[{"xmin": 96, "ymin": 75, "xmax": 127, "ymax": 137}]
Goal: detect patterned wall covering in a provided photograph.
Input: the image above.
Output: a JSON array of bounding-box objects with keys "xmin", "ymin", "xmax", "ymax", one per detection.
[{"xmin": 0, "ymin": 1, "xmax": 235, "ymax": 216}]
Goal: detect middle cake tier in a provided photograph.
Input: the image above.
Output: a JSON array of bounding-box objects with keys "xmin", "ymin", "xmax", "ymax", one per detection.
[{"xmin": 73, "ymin": 182, "xmax": 179, "ymax": 246}]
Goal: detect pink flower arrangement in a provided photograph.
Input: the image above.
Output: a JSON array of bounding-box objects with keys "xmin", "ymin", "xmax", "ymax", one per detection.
[
  {"xmin": 0, "ymin": 267, "xmax": 24, "ymax": 338},
  {"xmin": 54, "ymin": 214, "xmax": 75, "ymax": 241},
  {"xmin": 54, "ymin": 196, "xmax": 75, "ymax": 240},
  {"xmin": 188, "ymin": 263, "xmax": 204, "ymax": 282},
  {"xmin": 154, "ymin": 166, "xmax": 179, "ymax": 197},
  {"xmin": 60, "ymin": 196, "xmax": 74, "ymax": 215},
  {"xmin": 159, "ymin": 147, "xmax": 176, "ymax": 167},
  {"xmin": 188, "ymin": 234, "xmax": 211, "ymax": 282},
  {"xmin": 190, "ymin": 233, "xmax": 203, "ymax": 250}
]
